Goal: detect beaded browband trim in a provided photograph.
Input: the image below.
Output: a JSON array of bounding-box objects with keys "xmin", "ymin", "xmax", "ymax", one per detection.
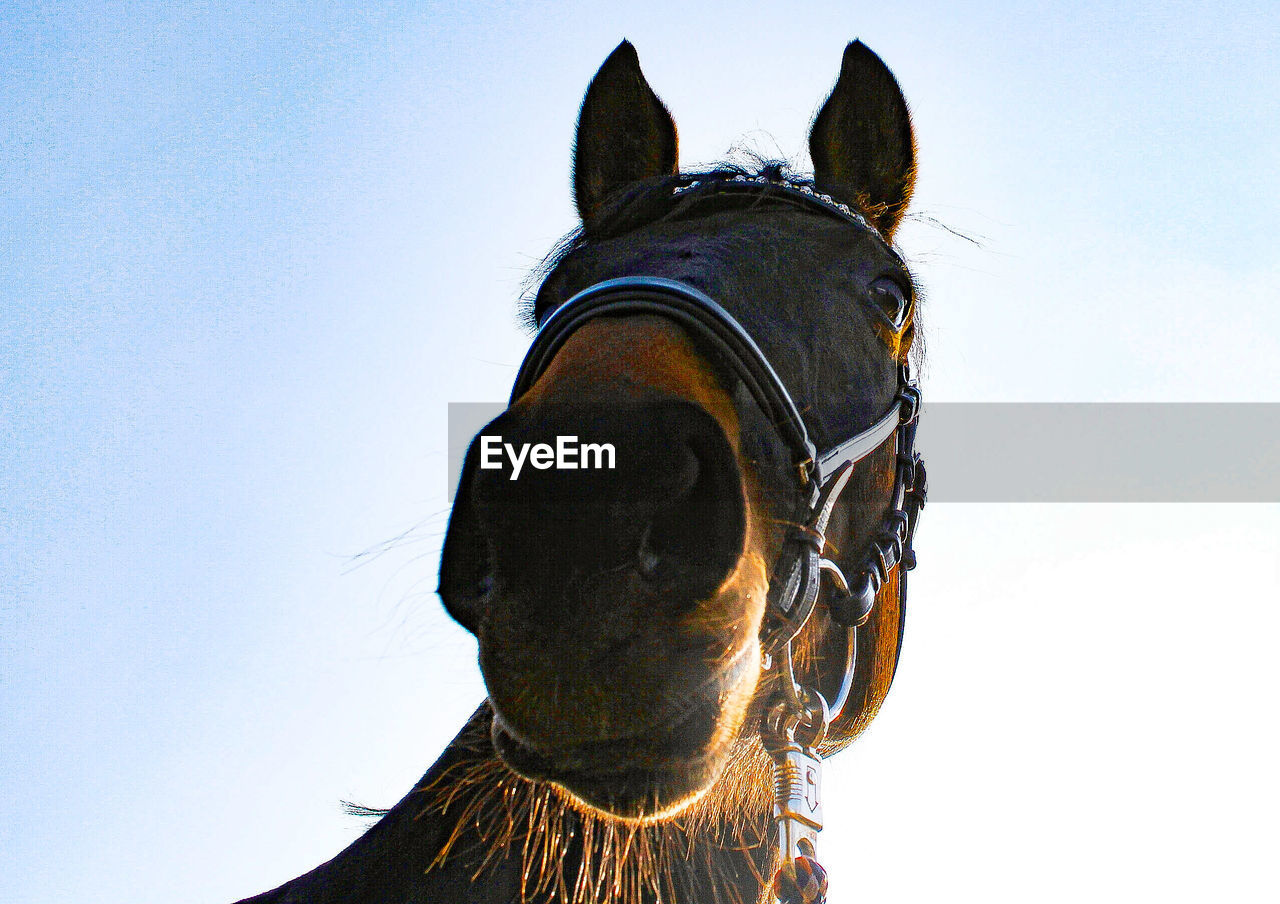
[{"xmin": 672, "ymin": 173, "xmax": 880, "ymax": 237}]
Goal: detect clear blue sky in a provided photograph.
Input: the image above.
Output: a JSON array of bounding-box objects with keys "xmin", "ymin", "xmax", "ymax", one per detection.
[{"xmin": 2, "ymin": 3, "xmax": 1277, "ymax": 902}]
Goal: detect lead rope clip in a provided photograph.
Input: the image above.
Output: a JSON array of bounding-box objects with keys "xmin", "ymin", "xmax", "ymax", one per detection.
[{"xmin": 765, "ymin": 669, "xmax": 831, "ymax": 904}]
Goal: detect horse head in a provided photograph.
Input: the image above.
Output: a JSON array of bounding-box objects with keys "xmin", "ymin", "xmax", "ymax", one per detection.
[{"xmin": 439, "ymin": 37, "xmax": 920, "ymax": 838}]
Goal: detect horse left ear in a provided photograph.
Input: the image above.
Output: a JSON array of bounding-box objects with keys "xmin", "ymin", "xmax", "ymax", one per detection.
[
  {"xmin": 810, "ymin": 41, "xmax": 916, "ymax": 238},
  {"xmin": 573, "ymin": 40, "xmax": 679, "ymax": 228}
]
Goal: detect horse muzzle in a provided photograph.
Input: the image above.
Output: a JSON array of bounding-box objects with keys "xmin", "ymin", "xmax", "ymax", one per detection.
[
  {"xmin": 439, "ymin": 396, "xmax": 748, "ymax": 630},
  {"xmin": 437, "ymin": 394, "xmax": 764, "ymax": 818},
  {"xmin": 487, "ymin": 638, "xmax": 761, "ymax": 821}
]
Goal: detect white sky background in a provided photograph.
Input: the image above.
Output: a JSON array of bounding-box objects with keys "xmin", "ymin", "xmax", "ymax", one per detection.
[{"xmin": 2, "ymin": 2, "xmax": 1277, "ymax": 902}]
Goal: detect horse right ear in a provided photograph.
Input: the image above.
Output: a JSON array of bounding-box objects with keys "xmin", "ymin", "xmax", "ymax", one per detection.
[{"xmin": 573, "ymin": 41, "xmax": 678, "ymax": 229}]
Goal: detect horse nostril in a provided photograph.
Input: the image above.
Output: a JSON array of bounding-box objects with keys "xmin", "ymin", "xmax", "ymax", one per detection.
[
  {"xmin": 636, "ymin": 435, "xmax": 745, "ymax": 602},
  {"xmin": 666, "ymin": 440, "xmax": 702, "ymax": 500},
  {"xmin": 462, "ymin": 400, "xmax": 746, "ymax": 612},
  {"xmin": 637, "ymin": 525, "xmax": 662, "ymax": 580}
]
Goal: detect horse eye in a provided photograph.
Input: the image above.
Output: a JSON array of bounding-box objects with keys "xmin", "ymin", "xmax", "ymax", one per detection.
[{"xmin": 868, "ymin": 277, "xmax": 910, "ymax": 329}]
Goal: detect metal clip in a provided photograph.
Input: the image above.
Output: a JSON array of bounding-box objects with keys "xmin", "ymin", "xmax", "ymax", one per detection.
[
  {"xmin": 765, "ymin": 675, "xmax": 829, "ymax": 868},
  {"xmin": 770, "ymin": 739, "xmax": 825, "ymax": 864}
]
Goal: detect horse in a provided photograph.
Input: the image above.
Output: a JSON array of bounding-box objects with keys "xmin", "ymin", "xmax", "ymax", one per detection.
[{"xmin": 237, "ymin": 38, "xmax": 926, "ymax": 904}]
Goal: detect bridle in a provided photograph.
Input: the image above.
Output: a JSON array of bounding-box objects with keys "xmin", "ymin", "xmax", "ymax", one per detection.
[{"xmin": 507, "ymin": 176, "xmax": 927, "ymax": 903}]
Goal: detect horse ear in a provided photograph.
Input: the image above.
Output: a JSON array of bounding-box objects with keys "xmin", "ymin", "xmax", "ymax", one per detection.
[
  {"xmin": 573, "ymin": 40, "xmax": 678, "ymax": 227},
  {"xmin": 809, "ymin": 41, "xmax": 916, "ymax": 238}
]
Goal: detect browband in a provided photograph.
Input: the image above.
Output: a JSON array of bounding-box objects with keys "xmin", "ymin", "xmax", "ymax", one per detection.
[{"xmin": 672, "ymin": 173, "xmax": 880, "ymax": 235}]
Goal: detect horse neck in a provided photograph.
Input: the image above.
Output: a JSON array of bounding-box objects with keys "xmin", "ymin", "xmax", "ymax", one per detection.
[{"xmin": 237, "ymin": 704, "xmax": 776, "ymax": 904}]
